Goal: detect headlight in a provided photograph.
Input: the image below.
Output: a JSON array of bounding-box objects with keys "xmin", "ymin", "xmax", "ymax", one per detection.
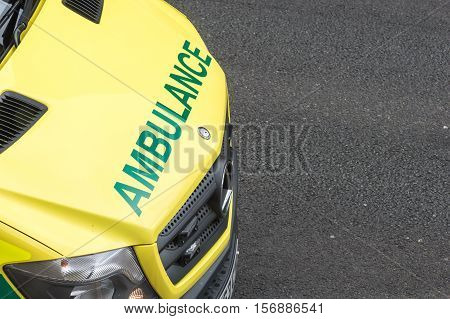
[{"xmin": 4, "ymin": 248, "xmax": 158, "ymax": 299}]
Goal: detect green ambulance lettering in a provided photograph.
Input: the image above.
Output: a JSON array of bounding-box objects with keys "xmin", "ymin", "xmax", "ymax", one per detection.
[
  {"xmin": 115, "ymin": 40, "xmax": 212, "ymax": 216},
  {"xmin": 164, "ymin": 83, "xmax": 196, "ymax": 111},
  {"xmin": 156, "ymin": 101, "xmax": 189, "ymax": 123},
  {"xmin": 169, "ymin": 65, "xmax": 202, "ymax": 95},
  {"xmin": 114, "ymin": 183, "xmax": 150, "ymax": 217},
  {"xmin": 147, "ymin": 109, "xmax": 182, "ymax": 140},
  {"xmin": 138, "ymin": 130, "xmax": 172, "ymax": 163},
  {"xmin": 114, "ymin": 129, "xmax": 172, "ymax": 216}
]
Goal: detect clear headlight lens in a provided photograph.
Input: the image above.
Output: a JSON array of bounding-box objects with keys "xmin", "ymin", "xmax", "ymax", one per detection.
[{"xmin": 4, "ymin": 248, "xmax": 157, "ymax": 299}]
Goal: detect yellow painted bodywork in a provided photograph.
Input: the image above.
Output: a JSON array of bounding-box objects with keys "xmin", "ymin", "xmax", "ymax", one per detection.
[{"xmin": 0, "ymin": 0, "xmax": 231, "ymax": 298}]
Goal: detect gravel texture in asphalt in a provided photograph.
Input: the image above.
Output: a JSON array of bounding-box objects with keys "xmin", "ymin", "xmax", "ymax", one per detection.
[{"xmin": 167, "ymin": 0, "xmax": 449, "ymax": 298}]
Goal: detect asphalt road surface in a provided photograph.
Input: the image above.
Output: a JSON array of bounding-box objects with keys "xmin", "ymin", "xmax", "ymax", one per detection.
[{"xmin": 166, "ymin": 0, "xmax": 449, "ymax": 298}]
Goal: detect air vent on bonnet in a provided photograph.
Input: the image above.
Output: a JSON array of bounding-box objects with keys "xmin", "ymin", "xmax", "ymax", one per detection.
[
  {"xmin": 0, "ymin": 92, "xmax": 47, "ymax": 154},
  {"xmin": 62, "ymin": 0, "xmax": 104, "ymax": 24}
]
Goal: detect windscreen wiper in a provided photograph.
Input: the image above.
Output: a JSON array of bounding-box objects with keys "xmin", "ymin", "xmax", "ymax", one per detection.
[{"xmin": 14, "ymin": 0, "xmax": 34, "ymax": 46}]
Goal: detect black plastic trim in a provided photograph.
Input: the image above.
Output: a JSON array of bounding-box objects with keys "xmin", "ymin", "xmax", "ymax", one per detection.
[
  {"xmin": 166, "ymin": 216, "xmax": 228, "ymax": 284},
  {"xmin": 157, "ymin": 124, "xmax": 236, "ymax": 284},
  {"xmin": 157, "ymin": 170, "xmax": 216, "ymax": 249},
  {"xmin": 0, "ymin": 91, "xmax": 47, "ymax": 154},
  {"xmin": 183, "ymin": 153, "xmax": 239, "ymax": 298},
  {"xmin": 62, "ymin": 0, "xmax": 104, "ymax": 24}
]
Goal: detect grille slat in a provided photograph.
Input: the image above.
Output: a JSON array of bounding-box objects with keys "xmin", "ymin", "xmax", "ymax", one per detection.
[
  {"xmin": 63, "ymin": 0, "xmax": 104, "ymax": 24},
  {"xmin": 0, "ymin": 92, "xmax": 48, "ymax": 154},
  {"xmin": 0, "ymin": 112, "xmax": 29, "ymax": 127},
  {"xmin": 1, "ymin": 99, "xmax": 40, "ymax": 117},
  {"xmin": 0, "ymin": 123, "xmax": 20, "ymax": 136},
  {"xmin": 0, "ymin": 130, "xmax": 15, "ymax": 139},
  {"xmin": 66, "ymin": 0, "xmax": 101, "ymax": 14},
  {"xmin": 4, "ymin": 95, "xmax": 41, "ymax": 111},
  {"xmin": 0, "ymin": 107, "xmax": 36, "ymax": 123},
  {"xmin": 67, "ymin": 0, "xmax": 101, "ymax": 11},
  {"xmin": 0, "ymin": 117, "xmax": 27, "ymax": 131},
  {"xmin": 0, "ymin": 135, "xmax": 11, "ymax": 143}
]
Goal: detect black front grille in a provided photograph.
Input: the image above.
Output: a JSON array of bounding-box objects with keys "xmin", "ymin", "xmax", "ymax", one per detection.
[
  {"xmin": 0, "ymin": 92, "xmax": 47, "ymax": 154},
  {"xmin": 157, "ymin": 126, "xmax": 233, "ymax": 284},
  {"xmin": 62, "ymin": 0, "xmax": 104, "ymax": 24},
  {"xmin": 159, "ymin": 171, "xmax": 215, "ymax": 239},
  {"xmin": 157, "ymin": 171, "xmax": 228, "ymax": 284}
]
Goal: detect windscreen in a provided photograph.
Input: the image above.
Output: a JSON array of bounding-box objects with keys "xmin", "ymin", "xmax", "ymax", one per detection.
[
  {"xmin": 0, "ymin": 0, "xmax": 38, "ymax": 61},
  {"xmin": 0, "ymin": 1, "xmax": 20, "ymax": 58}
]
